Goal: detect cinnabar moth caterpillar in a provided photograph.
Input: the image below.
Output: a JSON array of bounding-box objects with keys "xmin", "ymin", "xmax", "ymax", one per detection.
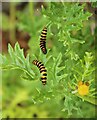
[
  {"xmin": 40, "ymin": 27, "xmax": 47, "ymax": 54},
  {"xmin": 33, "ymin": 60, "xmax": 47, "ymax": 85}
]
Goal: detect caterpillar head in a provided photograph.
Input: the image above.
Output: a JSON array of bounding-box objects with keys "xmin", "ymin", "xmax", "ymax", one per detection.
[
  {"xmin": 42, "ymin": 48, "xmax": 47, "ymax": 54},
  {"xmin": 32, "ymin": 60, "xmax": 37, "ymax": 65}
]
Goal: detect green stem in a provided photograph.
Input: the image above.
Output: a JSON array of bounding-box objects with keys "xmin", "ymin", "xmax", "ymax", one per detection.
[
  {"xmin": 46, "ymin": 21, "xmax": 52, "ymax": 28},
  {"xmin": 28, "ymin": 1, "xmax": 34, "ymax": 24},
  {"xmin": 10, "ymin": 2, "xmax": 16, "ymax": 45},
  {"xmin": 76, "ymin": 93, "xmax": 97, "ymax": 106}
]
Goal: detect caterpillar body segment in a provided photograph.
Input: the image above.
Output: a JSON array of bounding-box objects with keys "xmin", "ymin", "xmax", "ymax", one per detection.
[
  {"xmin": 33, "ymin": 60, "xmax": 47, "ymax": 85},
  {"xmin": 40, "ymin": 27, "xmax": 47, "ymax": 54}
]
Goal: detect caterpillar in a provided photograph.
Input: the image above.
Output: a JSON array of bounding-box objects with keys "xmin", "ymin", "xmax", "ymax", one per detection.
[
  {"xmin": 40, "ymin": 27, "xmax": 47, "ymax": 54},
  {"xmin": 33, "ymin": 60, "xmax": 47, "ymax": 85}
]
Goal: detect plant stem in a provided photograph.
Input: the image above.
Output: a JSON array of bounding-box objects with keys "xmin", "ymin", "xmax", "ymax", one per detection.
[
  {"xmin": 10, "ymin": 2, "xmax": 16, "ymax": 45},
  {"xmin": 28, "ymin": 1, "xmax": 34, "ymax": 24}
]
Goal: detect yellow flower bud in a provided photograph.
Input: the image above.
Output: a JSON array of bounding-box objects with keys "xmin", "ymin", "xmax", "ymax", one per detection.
[
  {"xmin": 78, "ymin": 81, "xmax": 84, "ymax": 86},
  {"xmin": 78, "ymin": 84, "xmax": 89, "ymax": 96}
]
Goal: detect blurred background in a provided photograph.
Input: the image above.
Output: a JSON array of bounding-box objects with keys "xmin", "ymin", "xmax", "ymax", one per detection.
[{"xmin": 1, "ymin": 1, "xmax": 97, "ymax": 118}]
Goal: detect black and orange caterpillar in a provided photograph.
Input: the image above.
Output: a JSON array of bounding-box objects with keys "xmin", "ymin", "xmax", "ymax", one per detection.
[
  {"xmin": 33, "ymin": 60, "xmax": 47, "ymax": 85},
  {"xmin": 40, "ymin": 27, "xmax": 47, "ymax": 54}
]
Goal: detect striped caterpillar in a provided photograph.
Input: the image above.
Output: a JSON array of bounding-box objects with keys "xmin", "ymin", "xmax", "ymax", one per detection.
[
  {"xmin": 33, "ymin": 60, "xmax": 47, "ymax": 85},
  {"xmin": 40, "ymin": 27, "xmax": 47, "ymax": 54}
]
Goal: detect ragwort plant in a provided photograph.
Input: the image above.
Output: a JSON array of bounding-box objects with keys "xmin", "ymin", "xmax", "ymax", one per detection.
[{"xmin": 1, "ymin": 2, "xmax": 96, "ymax": 118}]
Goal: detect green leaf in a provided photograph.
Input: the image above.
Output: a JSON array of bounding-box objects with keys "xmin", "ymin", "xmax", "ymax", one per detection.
[
  {"xmin": 0, "ymin": 54, "xmax": 7, "ymax": 65},
  {"xmin": 57, "ymin": 74, "xmax": 68, "ymax": 81},
  {"xmin": 1, "ymin": 42, "xmax": 35, "ymax": 81},
  {"xmin": 20, "ymin": 72, "xmax": 33, "ymax": 81},
  {"xmin": 8, "ymin": 44, "xmax": 15, "ymax": 63},
  {"xmin": 55, "ymin": 52, "xmax": 62, "ymax": 67},
  {"xmin": 57, "ymin": 66, "xmax": 66, "ymax": 73}
]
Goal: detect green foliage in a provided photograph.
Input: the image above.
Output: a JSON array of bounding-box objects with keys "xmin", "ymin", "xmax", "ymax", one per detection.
[
  {"xmin": 72, "ymin": 52, "xmax": 95, "ymax": 82},
  {"xmin": 42, "ymin": 2, "xmax": 92, "ymax": 60},
  {"xmin": 0, "ymin": 42, "xmax": 35, "ymax": 81},
  {"xmin": 90, "ymin": 0, "xmax": 97, "ymax": 2},
  {"xmin": 1, "ymin": 41, "xmax": 96, "ymax": 118},
  {"xmin": 1, "ymin": 2, "xmax": 96, "ymax": 118},
  {"xmin": 91, "ymin": 1, "xmax": 97, "ymax": 8}
]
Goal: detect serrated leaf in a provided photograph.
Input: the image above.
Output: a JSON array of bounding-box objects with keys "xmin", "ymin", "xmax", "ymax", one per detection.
[
  {"xmin": 45, "ymin": 55, "xmax": 52, "ymax": 65},
  {"xmin": 72, "ymin": 68, "xmax": 82, "ymax": 76},
  {"xmin": 57, "ymin": 74, "xmax": 68, "ymax": 81},
  {"xmin": 25, "ymin": 54, "xmax": 35, "ymax": 76},
  {"xmin": 0, "ymin": 65, "xmax": 15, "ymax": 70},
  {"xmin": 57, "ymin": 66, "xmax": 66, "ymax": 73},
  {"xmin": 0, "ymin": 54, "xmax": 7, "ymax": 65},
  {"xmin": 2, "ymin": 42, "xmax": 35, "ymax": 81},
  {"xmin": 56, "ymin": 53, "xmax": 62, "ymax": 67},
  {"xmin": 71, "ymin": 38, "xmax": 85, "ymax": 44},
  {"xmin": 16, "ymin": 43, "xmax": 25, "ymax": 60},
  {"xmin": 14, "ymin": 42, "xmax": 25, "ymax": 64},
  {"xmin": 8, "ymin": 44, "xmax": 15, "ymax": 63},
  {"xmin": 20, "ymin": 73, "xmax": 33, "ymax": 81}
]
